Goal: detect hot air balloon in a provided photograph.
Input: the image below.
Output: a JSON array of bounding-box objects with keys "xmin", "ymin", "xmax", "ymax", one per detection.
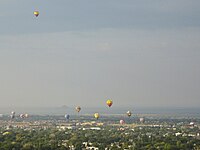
[
  {"xmin": 120, "ymin": 119, "xmax": 125, "ymax": 125},
  {"xmin": 10, "ymin": 111, "xmax": 15, "ymax": 119},
  {"xmin": 190, "ymin": 122, "xmax": 195, "ymax": 127},
  {"xmin": 139, "ymin": 117, "xmax": 145, "ymax": 123},
  {"xmin": 34, "ymin": 11, "xmax": 39, "ymax": 17},
  {"xmin": 24, "ymin": 114, "xmax": 29, "ymax": 118},
  {"xmin": 10, "ymin": 114, "xmax": 15, "ymax": 119},
  {"xmin": 94, "ymin": 113, "xmax": 99, "ymax": 120},
  {"xmin": 127, "ymin": 111, "xmax": 132, "ymax": 117},
  {"xmin": 75, "ymin": 106, "xmax": 81, "ymax": 113},
  {"xmin": 65, "ymin": 114, "xmax": 70, "ymax": 120},
  {"xmin": 106, "ymin": 99, "xmax": 113, "ymax": 107},
  {"xmin": 20, "ymin": 114, "xmax": 25, "ymax": 119}
]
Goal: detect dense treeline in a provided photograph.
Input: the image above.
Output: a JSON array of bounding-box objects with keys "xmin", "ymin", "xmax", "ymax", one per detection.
[{"xmin": 0, "ymin": 126, "xmax": 200, "ymax": 150}]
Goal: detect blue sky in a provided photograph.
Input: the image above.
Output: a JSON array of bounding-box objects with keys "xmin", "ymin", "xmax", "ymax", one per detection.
[{"xmin": 0, "ymin": 0, "xmax": 200, "ymax": 108}]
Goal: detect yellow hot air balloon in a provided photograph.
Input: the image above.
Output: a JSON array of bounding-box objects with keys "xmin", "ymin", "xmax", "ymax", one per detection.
[
  {"xmin": 34, "ymin": 11, "xmax": 39, "ymax": 17},
  {"xmin": 94, "ymin": 113, "xmax": 99, "ymax": 120},
  {"xmin": 106, "ymin": 99, "xmax": 113, "ymax": 107},
  {"xmin": 75, "ymin": 106, "xmax": 81, "ymax": 113}
]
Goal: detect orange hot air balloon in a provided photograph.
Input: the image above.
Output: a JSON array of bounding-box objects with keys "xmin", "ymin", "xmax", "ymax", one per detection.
[
  {"xmin": 34, "ymin": 11, "xmax": 39, "ymax": 17},
  {"xmin": 75, "ymin": 106, "xmax": 81, "ymax": 113},
  {"xmin": 106, "ymin": 99, "xmax": 113, "ymax": 107},
  {"xmin": 94, "ymin": 113, "xmax": 99, "ymax": 120}
]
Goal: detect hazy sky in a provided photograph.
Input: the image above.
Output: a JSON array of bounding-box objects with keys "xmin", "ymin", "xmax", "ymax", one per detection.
[{"xmin": 0, "ymin": 0, "xmax": 200, "ymax": 108}]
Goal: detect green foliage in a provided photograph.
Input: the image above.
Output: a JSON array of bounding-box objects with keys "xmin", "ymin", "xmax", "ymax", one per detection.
[{"xmin": 0, "ymin": 125, "xmax": 199, "ymax": 149}]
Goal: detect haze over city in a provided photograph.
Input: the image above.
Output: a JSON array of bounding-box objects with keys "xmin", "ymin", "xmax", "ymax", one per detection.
[{"xmin": 0, "ymin": 0, "xmax": 200, "ymax": 109}]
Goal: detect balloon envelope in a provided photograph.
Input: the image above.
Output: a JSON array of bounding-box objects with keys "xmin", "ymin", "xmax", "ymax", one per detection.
[
  {"xmin": 106, "ymin": 100, "xmax": 113, "ymax": 107},
  {"xmin": 34, "ymin": 11, "xmax": 39, "ymax": 17},
  {"xmin": 139, "ymin": 117, "xmax": 145, "ymax": 123},
  {"xmin": 127, "ymin": 111, "xmax": 132, "ymax": 117},
  {"xmin": 94, "ymin": 113, "xmax": 99, "ymax": 120},
  {"xmin": 10, "ymin": 114, "xmax": 15, "ymax": 119},
  {"xmin": 20, "ymin": 114, "xmax": 25, "ymax": 118},
  {"xmin": 120, "ymin": 119, "xmax": 125, "ymax": 124},
  {"xmin": 76, "ymin": 106, "xmax": 81, "ymax": 113},
  {"xmin": 65, "ymin": 114, "xmax": 70, "ymax": 120},
  {"xmin": 24, "ymin": 114, "xmax": 29, "ymax": 118}
]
